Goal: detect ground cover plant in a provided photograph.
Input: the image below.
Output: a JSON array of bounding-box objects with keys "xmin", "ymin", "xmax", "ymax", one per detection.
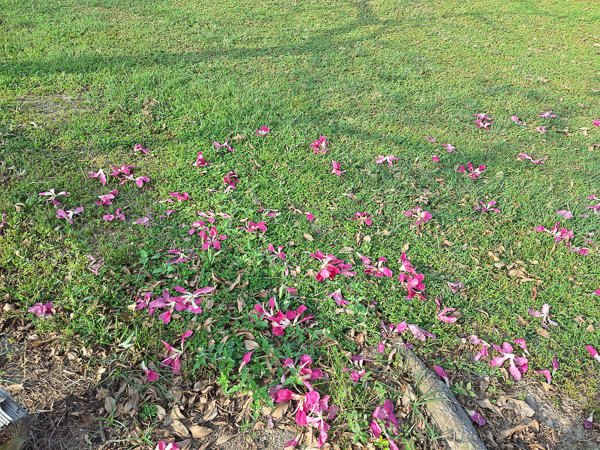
[{"xmin": 1, "ymin": 0, "xmax": 600, "ymax": 448}]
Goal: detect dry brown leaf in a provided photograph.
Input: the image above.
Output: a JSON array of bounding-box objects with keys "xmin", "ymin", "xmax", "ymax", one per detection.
[
  {"xmin": 339, "ymin": 246, "xmax": 354, "ymax": 253},
  {"xmin": 516, "ymin": 315, "xmax": 529, "ymax": 326},
  {"xmin": 498, "ymin": 423, "xmax": 529, "ymax": 441},
  {"xmin": 237, "ymin": 297, "xmax": 246, "ymax": 312},
  {"xmin": 442, "ymin": 239, "xmax": 453, "ymax": 247},
  {"xmin": 244, "ymin": 340, "xmax": 259, "ymax": 350},
  {"xmin": 104, "ymin": 396, "xmax": 116, "ymax": 415},
  {"xmin": 189, "ymin": 426, "xmax": 213, "ymax": 439},
  {"xmin": 203, "ymin": 400, "xmax": 218, "ymax": 421},
  {"xmin": 272, "ymin": 402, "xmax": 289, "ymax": 419},
  {"xmin": 477, "ymin": 399, "xmax": 503, "ymax": 417},
  {"xmin": 175, "ymin": 440, "xmax": 192, "ymax": 450},
  {"xmin": 303, "ymin": 233, "xmax": 314, "ymax": 242},
  {"xmin": 586, "ymin": 324, "xmax": 596, "ymax": 332},
  {"xmin": 536, "ymin": 327, "xmax": 551, "ymax": 339},
  {"xmin": 170, "ymin": 420, "xmax": 190, "ymax": 438}
]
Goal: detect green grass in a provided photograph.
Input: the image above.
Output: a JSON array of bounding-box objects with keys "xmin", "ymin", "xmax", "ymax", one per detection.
[{"xmin": 1, "ymin": 0, "xmax": 600, "ymax": 445}]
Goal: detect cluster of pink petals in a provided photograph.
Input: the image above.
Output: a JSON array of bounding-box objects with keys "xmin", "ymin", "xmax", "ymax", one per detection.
[
  {"xmin": 95, "ymin": 190, "xmax": 118, "ymax": 205},
  {"xmin": 161, "ymin": 330, "xmax": 193, "ymax": 374},
  {"xmin": 375, "ymin": 155, "xmax": 399, "ymax": 167},
  {"xmin": 254, "ymin": 298, "xmax": 313, "ymax": 337},
  {"xmin": 435, "ymin": 297, "xmax": 458, "ymax": 323},
  {"xmin": 155, "ymin": 441, "xmax": 179, "ymax": 450},
  {"xmin": 470, "ymin": 335, "xmax": 490, "ymax": 361},
  {"xmin": 266, "ymin": 243, "xmax": 286, "ymax": 262},
  {"xmin": 134, "ymin": 144, "xmax": 149, "ymax": 154},
  {"xmin": 535, "ymin": 222, "xmax": 573, "ymax": 242},
  {"xmin": 133, "ymin": 216, "xmax": 151, "ymax": 226},
  {"xmin": 536, "ymin": 126, "xmax": 548, "ymax": 134},
  {"xmin": 199, "ymin": 227, "xmax": 227, "ymax": 250},
  {"xmin": 214, "ymin": 140, "xmax": 235, "ymax": 152},
  {"xmin": 137, "ymin": 288, "xmax": 214, "ymax": 325},
  {"xmin": 56, "ymin": 207, "xmax": 84, "ymax": 224},
  {"xmin": 473, "ymin": 113, "xmax": 493, "ymax": 130},
  {"xmin": 528, "ymin": 304, "xmax": 558, "ymax": 328},
  {"xmin": 327, "ymin": 289, "xmax": 351, "ymax": 306},
  {"xmin": 240, "ymin": 221, "xmax": 267, "ymax": 233},
  {"xmin": 193, "ymin": 151, "xmax": 210, "ymax": 169},
  {"xmin": 169, "ymin": 192, "xmax": 194, "ymax": 201},
  {"xmin": 87, "ymin": 169, "xmax": 107, "ymax": 185},
  {"xmin": 565, "ymin": 244, "xmax": 590, "ymax": 255},
  {"xmin": 538, "ymin": 111, "xmax": 557, "ymax": 119},
  {"xmin": 370, "ymin": 399, "xmax": 401, "ymax": 450},
  {"xmin": 164, "ymin": 248, "xmax": 195, "ymax": 264},
  {"xmin": 28, "ymin": 302, "xmax": 53, "ymax": 318},
  {"xmin": 425, "ymin": 135, "xmax": 435, "ymax": 142},
  {"xmin": 474, "ymin": 200, "xmax": 499, "ymax": 213},
  {"xmin": 535, "ymin": 358, "xmax": 559, "ymax": 384},
  {"xmin": 432, "ymin": 155, "xmax": 440, "ymax": 162},
  {"xmin": 39, "ymin": 188, "xmax": 69, "ymax": 206},
  {"xmin": 404, "ymin": 207, "xmax": 432, "ymax": 230},
  {"xmin": 358, "ymin": 254, "xmax": 392, "ymax": 278},
  {"xmin": 348, "ymin": 212, "xmax": 373, "ymax": 226},
  {"xmin": 87, "ymin": 255, "xmax": 105, "ymax": 275},
  {"xmin": 491, "ymin": 342, "xmax": 528, "ymax": 380},
  {"xmin": 442, "ymin": 143, "xmax": 456, "ymax": 153},
  {"xmin": 198, "ymin": 210, "xmax": 232, "ymax": 223},
  {"xmin": 398, "ymin": 252, "xmax": 426, "ymax": 300},
  {"xmin": 457, "ymin": 162, "xmax": 486, "ymax": 179},
  {"xmin": 518, "ymin": 153, "xmax": 545, "ymax": 164},
  {"xmin": 310, "ymin": 251, "xmax": 356, "ymax": 281},
  {"xmin": 511, "ymin": 116, "xmax": 527, "ymax": 126},
  {"xmin": 343, "ymin": 356, "xmax": 368, "ymax": 383},
  {"xmin": 311, "ymin": 136, "xmax": 329, "ymax": 153},
  {"xmin": 109, "ymin": 164, "xmax": 150, "ymax": 187},
  {"xmin": 141, "ymin": 362, "xmax": 159, "ymax": 382},
  {"xmin": 223, "ymin": 171, "xmax": 239, "ymax": 192},
  {"xmin": 254, "ymin": 126, "xmax": 270, "ymax": 136},
  {"xmin": 331, "ymin": 160, "xmax": 345, "ymax": 176}
]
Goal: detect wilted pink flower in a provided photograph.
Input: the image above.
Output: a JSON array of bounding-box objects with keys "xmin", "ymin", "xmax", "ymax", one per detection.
[
  {"xmin": 214, "ymin": 140, "xmax": 235, "ymax": 152},
  {"xmin": 538, "ymin": 111, "xmax": 557, "ymax": 119},
  {"xmin": 95, "ymin": 190, "xmax": 118, "ymax": 206},
  {"xmin": 87, "ymin": 169, "xmax": 107, "ymax": 185},
  {"xmin": 165, "ymin": 248, "xmax": 195, "ymax": 265},
  {"xmin": 513, "ymin": 338, "xmax": 530, "ymax": 355},
  {"xmin": 134, "ymin": 144, "xmax": 149, "ymax": 154},
  {"xmin": 223, "ymin": 171, "xmax": 239, "ymax": 192},
  {"xmin": 594, "ymin": 119, "xmax": 600, "ymax": 127},
  {"xmin": 87, "ymin": 255, "xmax": 105, "ymax": 275},
  {"xmin": 193, "ymin": 151, "xmax": 210, "ymax": 169},
  {"xmin": 404, "ymin": 207, "xmax": 432, "ymax": 230},
  {"xmin": 331, "ymin": 160, "xmax": 345, "ymax": 176},
  {"xmin": 528, "ymin": 304, "xmax": 558, "ymax": 328},
  {"xmin": 155, "ymin": 441, "xmax": 179, "ymax": 450},
  {"xmin": 327, "ymin": 289, "xmax": 351, "ymax": 306},
  {"xmin": 254, "ymin": 126, "xmax": 270, "ymax": 136},
  {"xmin": 110, "ymin": 164, "xmax": 135, "ymax": 177},
  {"xmin": 556, "ymin": 208, "xmax": 573, "ymax": 219},
  {"xmin": 432, "ymin": 155, "xmax": 439, "ymax": 162},
  {"xmin": 433, "ymin": 365, "xmax": 450, "ymax": 385},
  {"xmin": 169, "ymin": 192, "xmax": 194, "ymax": 201},
  {"xmin": 239, "ymin": 351, "xmax": 254, "ymax": 372},
  {"xmin": 536, "ymin": 126, "xmax": 548, "ymax": 134},
  {"xmin": 370, "ymin": 399, "xmax": 400, "ymax": 450},
  {"xmin": 348, "ymin": 212, "xmax": 373, "ymax": 226},
  {"xmin": 241, "ymin": 221, "xmax": 267, "ymax": 233},
  {"xmin": 39, "ymin": 188, "xmax": 70, "ymax": 206},
  {"xmin": 565, "ymin": 244, "xmax": 590, "ymax": 255},
  {"xmin": 447, "ymin": 281, "xmax": 464, "ymax": 294},
  {"xmin": 407, "ymin": 323, "xmax": 436, "ymax": 341},
  {"xmin": 586, "ymin": 204, "xmax": 600, "ymax": 214},
  {"xmin": 457, "ymin": 162, "xmax": 486, "ymax": 179},
  {"xmin": 199, "ymin": 227, "xmax": 227, "ymax": 250},
  {"xmin": 133, "ymin": 217, "xmax": 151, "ymax": 226},
  {"xmin": 141, "ymin": 362, "xmax": 159, "ymax": 382},
  {"xmin": 425, "ymin": 136, "xmax": 435, "ymax": 142},
  {"xmin": 364, "ymin": 257, "xmax": 393, "ymax": 278},
  {"xmin": 491, "ymin": 342, "xmax": 528, "ymax": 380},
  {"xmin": 593, "ymin": 289, "xmax": 600, "ymax": 296},
  {"xmin": 466, "ymin": 410, "xmax": 485, "ymax": 426},
  {"xmin": 310, "ymin": 136, "xmax": 329, "ymax": 154},
  {"xmin": 585, "ymin": 411, "xmax": 595, "ymax": 429},
  {"xmin": 475, "ymin": 119, "xmax": 493, "ymax": 130},
  {"xmin": 271, "ymin": 305, "xmax": 313, "ymax": 337},
  {"xmin": 375, "ymin": 155, "xmax": 399, "ymax": 167},
  {"xmin": 310, "ymin": 251, "xmax": 355, "ymax": 281},
  {"xmin": 511, "ymin": 116, "xmax": 526, "ymax": 126},
  {"xmin": 27, "ymin": 302, "xmax": 53, "ymax": 318},
  {"xmin": 471, "ymin": 335, "xmax": 490, "ymax": 362},
  {"xmin": 266, "ymin": 243, "xmax": 286, "ymax": 262},
  {"xmin": 306, "ymin": 212, "xmax": 314, "ymax": 221},
  {"xmin": 442, "ymin": 143, "xmax": 456, "ymax": 153},
  {"xmin": 398, "ymin": 273, "xmax": 426, "ymax": 299},
  {"xmin": 518, "ymin": 153, "xmax": 545, "ymax": 164},
  {"xmin": 56, "ymin": 207, "xmax": 84, "ymax": 224},
  {"xmin": 586, "ymin": 345, "xmax": 600, "ymax": 363},
  {"xmin": 535, "ymin": 222, "xmax": 573, "ymax": 242},
  {"xmin": 119, "ymin": 173, "xmax": 149, "ymax": 187},
  {"xmin": 161, "ymin": 330, "xmax": 193, "ymax": 374},
  {"xmin": 473, "ymin": 113, "xmax": 491, "ymax": 121},
  {"xmin": 535, "ymin": 369, "xmax": 552, "ymax": 384},
  {"xmin": 435, "ymin": 297, "xmax": 457, "ymax": 323},
  {"xmin": 474, "ymin": 200, "xmax": 499, "ymax": 213}
]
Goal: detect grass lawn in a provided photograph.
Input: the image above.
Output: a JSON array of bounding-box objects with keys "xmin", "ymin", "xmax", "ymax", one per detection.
[{"xmin": 1, "ymin": 0, "xmax": 600, "ymax": 447}]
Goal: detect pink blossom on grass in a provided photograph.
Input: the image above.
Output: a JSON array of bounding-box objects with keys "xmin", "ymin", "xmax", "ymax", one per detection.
[
  {"xmin": 87, "ymin": 169, "xmax": 107, "ymax": 185},
  {"xmin": 585, "ymin": 411, "xmax": 594, "ymax": 429},
  {"xmin": 240, "ymin": 221, "xmax": 267, "ymax": 233},
  {"xmin": 435, "ymin": 297, "xmax": 458, "ymax": 323},
  {"xmin": 95, "ymin": 190, "xmax": 118, "ymax": 205},
  {"xmin": 370, "ymin": 399, "xmax": 401, "ymax": 450},
  {"xmin": 141, "ymin": 362, "xmax": 159, "ymax": 382},
  {"xmin": 536, "ymin": 126, "xmax": 548, "ymax": 134},
  {"xmin": 87, "ymin": 255, "xmax": 105, "ymax": 275},
  {"xmin": 491, "ymin": 342, "xmax": 528, "ymax": 380},
  {"xmin": 433, "ymin": 365, "xmax": 450, "ymax": 386},
  {"xmin": 586, "ymin": 345, "xmax": 600, "ymax": 363},
  {"xmin": 594, "ymin": 119, "xmax": 600, "ymax": 127},
  {"xmin": 27, "ymin": 302, "xmax": 53, "ymax": 319},
  {"xmin": 110, "ymin": 164, "xmax": 135, "ymax": 178},
  {"xmin": 518, "ymin": 153, "xmax": 545, "ymax": 164},
  {"xmin": 432, "ymin": 155, "xmax": 439, "ymax": 162},
  {"xmin": 239, "ymin": 351, "xmax": 253, "ymax": 372},
  {"xmin": 556, "ymin": 208, "xmax": 573, "ymax": 219},
  {"xmin": 586, "ymin": 204, "xmax": 600, "ymax": 214},
  {"xmin": 407, "ymin": 323, "xmax": 436, "ymax": 341},
  {"xmin": 306, "ymin": 212, "xmax": 314, "ymax": 221},
  {"xmin": 528, "ymin": 304, "xmax": 558, "ymax": 328},
  {"xmin": 266, "ymin": 243, "xmax": 286, "ymax": 262},
  {"xmin": 535, "ymin": 222, "xmax": 573, "ymax": 242},
  {"xmin": 457, "ymin": 162, "xmax": 486, "ymax": 179},
  {"xmin": 474, "ymin": 201, "xmax": 500, "ymax": 213},
  {"xmin": 375, "ymin": 155, "xmax": 399, "ymax": 167},
  {"xmin": 254, "ymin": 126, "xmax": 270, "ymax": 137},
  {"xmin": 310, "ymin": 136, "xmax": 329, "ymax": 154},
  {"xmin": 39, "ymin": 189, "xmax": 69, "ymax": 206},
  {"xmin": 214, "ymin": 140, "xmax": 235, "ymax": 152},
  {"xmin": 364, "ymin": 257, "xmax": 393, "ymax": 278},
  {"xmin": 134, "ymin": 144, "xmax": 149, "ymax": 154},
  {"xmin": 466, "ymin": 410, "xmax": 485, "ymax": 426},
  {"xmin": 193, "ymin": 151, "xmax": 210, "ymax": 169},
  {"xmin": 535, "ymin": 369, "xmax": 552, "ymax": 384},
  {"xmin": 447, "ymin": 281, "xmax": 464, "ymax": 294},
  {"xmin": 199, "ymin": 227, "xmax": 227, "ymax": 250},
  {"xmin": 404, "ymin": 207, "xmax": 432, "ymax": 230},
  {"xmin": 511, "ymin": 116, "xmax": 526, "ymax": 126},
  {"xmin": 310, "ymin": 251, "xmax": 355, "ymax": 281},
  {"xmin": 473, "ymin": 113, "xmax": 491, "ymax": 121},
  {"xmin": 161, "ymin": 330, "xmax": 193, "ymax": 374},
  {"xmin": 56, "ymin": 207, "xmax": 84, "ymax": 224},
  {"xmin": 169, "ymin": 192, "xmax": 194, "ymax": 201},
  {"xmin": 223, "ymin": 171, "xmax": 239, "ymax": 192},
  {"xmin": 593, "ymin": 290, "xmax": 600, "ymax": 296},
  {"xmin": 331, "ymin": 160, "xmax": 345, "ymax": 176},
  {"xmin": 348, "ymin": 212, "xmax": 373, "ymax": 226},
  {"xmin": 102, "ymin": 206, "xmax": 126, "ymax": 220},
  {"xmin": 513, "ymin": 338, "xmax": 530, "ymax": 355},
  {"xmin": 327, "ymin": 289, "xmax": 350, "ymax": 306},
  {"xmin": 425, "ymin": 135, "xmax": 435, "ymax": 142},
  {"xmin": 475, "ymin": 119, "xmax": 493, "ymax": 130},
  {"xmin": 442, "ymin": 143, "xmax": 456, "ymax": 153},
  {"xmin": 155, "ymin": 441, "xmax": 179, "ymax": 450},
  {"xmin": 165, "ymin": 248, "xmax": 195, "ymax": 265},
  {"xmin": 538, "ymin": 111, "xmax": 557, "ymax": 119},
  {"xmin": 133, "ymin": 217, "xmax": 151, "ymax": 226}
]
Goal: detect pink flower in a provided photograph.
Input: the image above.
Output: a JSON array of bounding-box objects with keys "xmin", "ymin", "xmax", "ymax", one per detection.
[
  {"xmin": 528, "ymin": 304, "xmax": 558, "ymax": 328},
  {"xmin": 375, "ymin": 155, "xmax": 400, "ymax": 167},
  {"xmin": 364, "ymin": 257, "xmax": 393, "ymax": 278},
  {"xmin": 141, "ymin": 362, "xmax": 159, "ymax": 382},
  {"xmin": 39, "ymin": 188, "xmax": 70, "ymax": 206},
  {"xmin": 518, "ymin": 153, "xmax": 545, "ymax": 164},
  {"xmin": 474, "ymin": 200, "xmax": 500, "ymax": 213},
  {"xmin": 56, "ymin": 207, "xmax": 84, "ymax": 224},
  {"xmin": 133, "ymin": 217, "xmax": 151, "ymax": 226},
  {"xmin": 511, "ymin": 116, "xmax": 526, "ymax": 125},
  {"xmin": 447, "ymin": 281, "xmax": 464, "ymax": 293},
  {"xmin": 536, "ymin": 126, "xmax": 548, "ymax": 134},
  {"xmin": 435, "ymin": 297, "xmax": 457, "ymax": 323},
  {"xmin": 306, "ymin": 212, "xmax": 314, "ymax": 221},
  {"xmin": 538, "ymin": 111, "xmax": 557, "ymax": 119},
  {"xmin": 425, "ymin": 135, "xmax": 435, "ymax": 142},
  {"xmin": 535, "ymin": 222, "xmax": 573, "ymax": 242},
  {"xmin": 95, "ymin": 189, "xmax": 118, "ymax": 206},
  {"xmin": 348, "ymin": 212, "xmax": 373, "ymax": 226},
  {"xmin": 404, "ymin": 207, "xmax": 432, "ymax": 230},
  {"xmin": 241, "ymin": 221, "xmax": 267, "ymax": 233},
  {"xmin": 155, "ymin": 441, "xmax": 179, "ymax": 450},
  {"xmin": 475, "ymin": 119, "xmax": 493, "ymax": 130},
  {"xmin": 466, "ymin": 410, "xmax": 485, "ymax": 426},
  {"xmin": 370, "ymin": 399, "xmax": 400, "ymax": 450},
  {"xmin": 535, "ymin": 369, "xmax": 552, "ymax": 384},
  {"xmin": 27, "ymin": 302, "xmax": 53, "ymax": 318},
  {"xmin": 165, "ymin": 248, "xmax": 195, "ymax": 265},
  {"xmin": 327, "ymin": 289, "xmax": 351, "ymax": 306},
  {"xmin": 161, "ymin": 330, "xmax": 193, "ymax": 374},
  {"xmin": 193, "ymin": 151, "xmax": 210, "ymax": 169},
  {"xmin": 433, "ymin": 365, "xmax": 450, "ymax": 385},
  {"xmin": 407, "ymin": 323, "xmax": 436, "ymax": 341},
  {"xmin": 239, "ymin": 351, "xmax": 253, "ymax": 372},
  {"xmin": 457, "ymin": 162, "xmax": 486, "ymax": 179},
  {"xmin": 254, "ymin": 126, "xmax": 270, "ymax": 137},
  {"xmin": 491, "ymin": 342, "xmax": 528, "ymax": 380},
  {"xmin": 134, "ymin": 144, "xmax": 149, "ymax": 154},
  {"xmin": 586, "ymin": 204, "xmax": 600, "ymax": 214},
  {"xmin": 266, "ymin": 243, "xmax": 286, "ymax": 262},
  {"xmin": 199, "ymin": 227, "xmax": 227, "ymax": 250},
  {"xmin": 87, "ymin": 169, "xmax": 107, "ymax": 185},
  {"xmin": 399, "ymin": 273, "xmax": 427, "ymax": 300},
  {"xmin": 473, "ymin": 113, "xmax": 491, "ymax": 121},
  {"xmin": 594, "ymin": 119, "xmax": 600, "ymax": 127},
  {"xmin": 169, "ymin": 192, "xmax": 194, "ymax": 201},
  {"xmin": 110, "ymin": 164, "xmax": 135, "ymax": 177},
  {"xmin": 556, "ymin": 208, "xmax": 573, "ymax": 219},
  {"xmin": 586, "ymin": 345, "xmax": 600, "ymax": 363},
  {"xmin": 331, "ymin": 160, "xmax": 345, "ymax": 176},
  {"xmin": 584, "ymin": 411, "xmax": 595, "ymax": 429},
  {"xmin": 87, "ymin": 255, "xmax": 105, "ymax": 275},
  {"xmin": 432, "ymin": 155, "xmax": 439, "ymax": 162},
  {"xmin": 442, "ymin": 143, "xmax": 456, "ymax": 153},
  {"xmin": 214, "ymin": 140, "xmax": 235, "ymax": 152},
  {"xmin": 223, "ymin": 171, "xmax": 239, "ymax": 192},
  {"xmin": 310, "ymin": 136, "xmax": 329, "ymax": 154},
  {"xmin": 593, "ymin": 289, "xmax": 600, "ymax": 296},
  {"xmin": 310, "ymin": 251, "xmax": 355, "ymax": 281}
]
